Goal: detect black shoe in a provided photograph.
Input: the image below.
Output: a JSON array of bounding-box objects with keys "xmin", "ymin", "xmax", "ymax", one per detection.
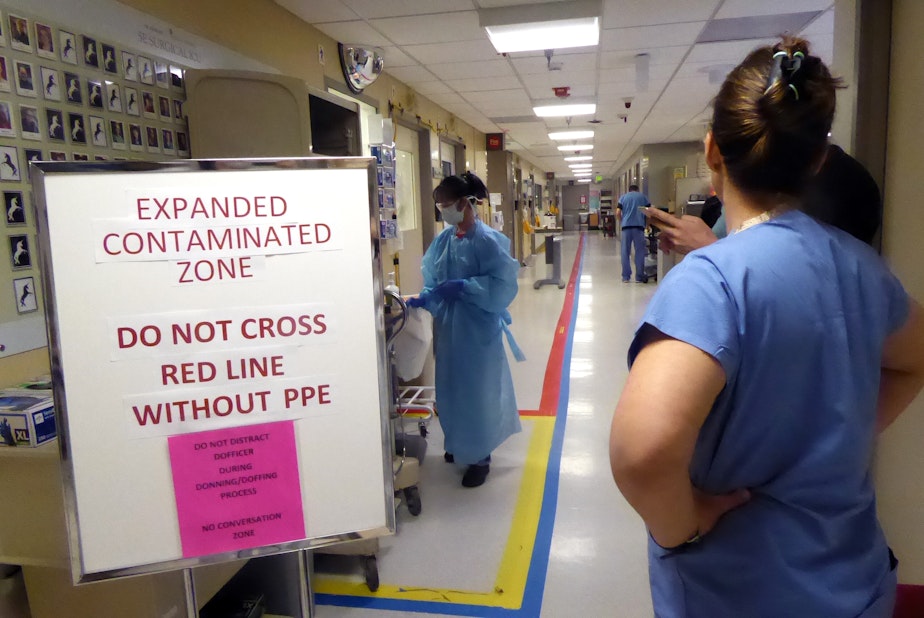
[
  {"xmin": 444, "ymin": 452, "xmax": 454, "ymax": 463},
  {"xmin": 462, "ymin": 463, "xmax": 490, "ymax": 487}
]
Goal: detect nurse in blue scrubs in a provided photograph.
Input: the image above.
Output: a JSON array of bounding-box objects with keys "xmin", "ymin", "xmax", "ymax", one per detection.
[
  {"xmin": 408, "ymin": 172, "xmax": 523, "ymax": 488},
  {"xmin": 610, "ymin": 37, "xmax": 924, "ymax": 617}
]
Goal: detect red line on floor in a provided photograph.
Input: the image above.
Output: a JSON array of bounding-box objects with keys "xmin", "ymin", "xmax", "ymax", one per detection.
[
  {"xmin": 536, "ymin": 233, "xmax": 586, "ymax": 417},
  {"xmin": 895, "ymin": 584, "xmax": 924, "ymax": 618}
]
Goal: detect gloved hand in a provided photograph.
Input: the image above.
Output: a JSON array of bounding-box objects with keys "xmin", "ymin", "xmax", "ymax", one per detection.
[
  {"xmin": 406, "ymin": 295, "xmax": 427, "ymax": 308},
  {"xmin": 434, "ymin": 279, "xmax": 465, "ymax": 300}
]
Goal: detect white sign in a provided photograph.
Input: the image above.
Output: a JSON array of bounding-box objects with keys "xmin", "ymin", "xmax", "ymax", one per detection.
[{"xmin": 34, "ymin": 160, "xmax": 392, "ymax": 582}]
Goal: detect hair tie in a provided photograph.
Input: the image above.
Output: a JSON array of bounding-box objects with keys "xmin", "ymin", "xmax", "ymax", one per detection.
[{"xmin": 764, "ymin": 50, "xmax": 805, "ymax": 100}]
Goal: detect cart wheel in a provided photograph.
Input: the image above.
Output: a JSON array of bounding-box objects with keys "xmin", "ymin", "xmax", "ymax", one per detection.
[
  {"xmin": 419, "ymin": 422, "xmax": 428, "ymax": 437},
  {"xmin": 404, "ymin": 486, "xmax": 422, "ymax": 516},
  {"xmin": 558, "ymin": 282, "xmax": 566, "ymax": 289},
  {"xmin": 363, "ymin": 555, "xmax": 379, "ymax": 592}
]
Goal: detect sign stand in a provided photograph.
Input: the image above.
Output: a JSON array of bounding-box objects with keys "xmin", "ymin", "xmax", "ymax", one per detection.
[{"xmin": 33, "ymin": 158, "xmax": 394, "ymax": 609}]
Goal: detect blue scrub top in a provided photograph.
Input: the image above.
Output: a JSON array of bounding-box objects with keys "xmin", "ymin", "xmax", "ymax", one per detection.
[
  {"xmin": 629, "ymin": 210, "xmax": 907, "ymax": 617},
  {"xmin": 618, "ymin": 191, "xmax": 650, "ymax": 228}
]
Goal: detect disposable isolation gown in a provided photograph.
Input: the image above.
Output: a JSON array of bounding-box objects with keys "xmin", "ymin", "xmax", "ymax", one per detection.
[
  {"xmin": 418, "ymin": 220, "xmax": 522, "ymax": 465},
  {"xmin": 629, "ymin": 210, "xmax": 906, "ymax": 617}
]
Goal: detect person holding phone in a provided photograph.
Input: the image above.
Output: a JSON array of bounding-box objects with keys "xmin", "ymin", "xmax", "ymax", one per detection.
[{"xmin": 610, "ymin": 37, "xmax": 924, "ymax": 617}]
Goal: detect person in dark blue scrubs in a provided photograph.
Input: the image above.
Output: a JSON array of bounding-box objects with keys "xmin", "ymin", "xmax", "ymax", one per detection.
[{"xmin": 610, "ymin": 36, "xmax": 924, "ymax": 617}]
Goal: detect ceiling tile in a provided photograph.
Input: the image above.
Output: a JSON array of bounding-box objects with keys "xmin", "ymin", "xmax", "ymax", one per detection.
[
  {"xmin": 697, "ymin": 12, "xmax": 822, "ymax": 43},
  {"xmin": 313, "ymin": 21, "xmax": 392, "ymax": 47},
  {"xmin": 525, "ymin": 70, "xmax": 598, "ymax": 91},
  {"xmin": 369, "ymin": 11, "xmax": 482, "ymax": 45},
  {"xmin": 602, "ymin": 22, "xmax": 707, "ymax": 51},
  {"xmin": 461, "ymin": 88, "xmax": 531, "ymax": 105},
  {"xmin": 600, "ymin": 46, "xmax": 688, "ymax": 70},
  {"xmin": 511, "ymin": 52, "xmax": 597, "ymax": 75},
  {"xmin": 381, "ymin": 46, "xmax": 417, "ymax": 68},
  {"xmin": 603, "ymin": 0, "xmax": 720, "ymax": 28},
  {"xmin": 428, "ymin": 58, "xmax": 515, "ymax": 80},
  {"xmin": 716, "ymin": 0, "xmax": 833, "ymax": 19},
  {"xmin": 387, "ymin": 65, "xmax": 439, "ymax": 84},
  {"xmin": 413, "ymin": 80, "xmax": 454, "ymax": 95},
  {"xmin": 685, "ymin": 39, "xmax": 776, "ymax": 64},
  {"xmin": 445, "ymin": 75, "xmax": 522, "ymax": 92},
  {"xmin": 274, "ymin": 0, "xmax": 356, "ymax": 23},
  {"xmin": 800, "ymin": 8, "xmax": 834, "ymax": 35},
  {"xmin": 402, "ymin": 40, "xmax": 501, "ymax": 64},
  {"xmin": 343, "ymin": 0, "xmax": 475, "ymax": 19}
]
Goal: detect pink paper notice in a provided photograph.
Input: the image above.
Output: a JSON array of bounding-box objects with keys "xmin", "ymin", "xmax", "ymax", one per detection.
[{"xmin": 168, "ymin": 420, "xmax": 305, "ymax": 558}]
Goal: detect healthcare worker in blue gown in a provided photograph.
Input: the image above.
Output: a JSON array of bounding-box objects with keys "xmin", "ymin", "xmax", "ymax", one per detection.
[
  {"xmin": 610, "ymin": 36, "xmax": 924, "ymax": 617},
  {"xmin": 408, "ymin": 172, "xmax": 524, "ymax": 488}
]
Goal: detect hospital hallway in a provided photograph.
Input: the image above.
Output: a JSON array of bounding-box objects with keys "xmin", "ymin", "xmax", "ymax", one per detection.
[{"xmin": 311, "ymin": 230, "xmax": 659, "ymax": 617}]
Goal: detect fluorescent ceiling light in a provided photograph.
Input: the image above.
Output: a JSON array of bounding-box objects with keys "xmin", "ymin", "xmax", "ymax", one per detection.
[
  {"xmin": 564, "ymin": 155, "xmax": 593, "ymax": 162},
  {"xmin": 557, "ymin": 144, "xmax": 593, "ymax": 151},
  {"xmin": 574, "ymin": 171, "xmax": 593, "ymax": 175},
  {"xmin": 534, "ymin": 103, "xmax": 596, "ymax": 117},
  {"xmin": 485, "ymin": 18, "xmax": 599, "ymax": 53},
  {"xmin": 480, "ymin": 1, "xmax": 601, "ymax": 54},
  {"xmin": 569, "ymin": 163, "xmax": 593, "ymax": 169},
  {"xmin": 549, "ymin": 130, "xmax": 594, "ymax": 140},
  {"xmin": 577, "ymin": 178, "xmax": 593, "ymax": 183}
]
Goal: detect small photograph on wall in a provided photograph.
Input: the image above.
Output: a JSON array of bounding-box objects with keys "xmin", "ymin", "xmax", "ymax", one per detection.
[
  {"xmin": 142, "ymin": 90, "xmax": 156, "ymax": 118},
  {"xmin": 162, "ymin": 128, "xmax": 175, "ymax": 155},
  {"xmin": 40, "ymin": 66, "xmax": 60, "ymax": 101},
  {"xmin": 101, "ymin": 43, "xmax": 117, "ymax": 74},
  {"xmin": 158, "ymin": 95, "xmax": 171, "ymax": 121},
  {"xmin": 94, "ymin": 155, "xmax": 107, "ymax": 161},
  {"xmin": 13, "ymin": 276, "xmax": 37, "ymax": 314},
  {"xmin": 9, "ymin": 234, "xmax": 30, "ymax": 269},
  {"xmin": 23, "ymin": 149, "xmax": 42, "ymax": 179},
  {"xmin": 68, "ymin": 112, "xmax": 85, "ymax": 144},
  {"xmin": 45, "ymin": 108, "xmax": 64, "ymax": 141},
  {"xmin": 82, "ymin": 35, "xmax": 99, "ymax": 68},
  {"xmin": 155, "ymin": 62, "xmax": 168, "ymax": 88},
  {"xmin": 128, "ymin": 123, "xmax": 143, "ymax": 151},
  {"xmin": 138, "ymin": 56, "xmax": 153, "ymax": 85},
  {"xmin": 19, "ymin": 105, "xmax": 40, "ymax": 140},
  {"xmin": 0, "ymin": 101, "xmax": 13, "ymax": 137},
  {"xmin": 122, "ymin": 51, "xmax": 136, "ymax": 81},
  {"xmin": 106, "ymin": 81, "xmax": 121, "ymax": 112},
  {"xmin": 0, "ymin": 57, "xmax": 9, "ymax": 92},
  {"xmin": 72, "ymin": 152, "xmax": 88, "ymax": 161},
  {"xmin": 0, "ymin": 12, "xmax": 5, "ymax": 48},
  {"xmin": 60, "ymin": 30, "xmax": 77, "ymax": 65},
  {"xmin": 9, "ymin": 15, "xmax": 31, "ymax": 53},
  {"xmin": 145, "ymin": 125, "xmax": 159, "ymax": 153},
  {"xmin": 36, "ymin": 22, "xmax": 55, "ymax": 59},
  {"xmin": 64, "ymin": 72, "xmax": 82, "ymax": 104},
  {"xmin": 169, "ymin": 65, "xmax": 184, "ymax": 91},
  {"xmin": 49, "ymin": 150, "xmax": 65, "ymax": 161},
  {"xmin": 110, "ymin": 119, "xmax": 126, "ymax": 150},
  {"xmin": 124, "ymin": 86, "xmax": 139, "ymax": 116},
  {"xmin": 87, "ymin": 79, "xmax": 102, "ymax": 108},
  {"xmin": 4, "ymin": 190, "xmax": 24, "ymax": 225},
  {"xmin": 14, "ymin": 60, "xmax": 35, "ymax": 98},
  {"xmin": 89, "ymin": 115, "xmax": 106, "ymax": 146},
  {"xmin": 176, "ymin": 130, "xmax": 189, "ymax": 156},
  {"xmin": 0, "ymin": 146, "xmax": 19, "ymax": 182},
  {"xmin": 173, "ymin": 99, "xmax": 184, "ymax": 123}
]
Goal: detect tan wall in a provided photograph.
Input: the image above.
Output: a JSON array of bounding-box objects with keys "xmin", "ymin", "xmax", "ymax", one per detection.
[{"xmin": 875, "ymin": 0, "xmax": 924, "ymax": 584}]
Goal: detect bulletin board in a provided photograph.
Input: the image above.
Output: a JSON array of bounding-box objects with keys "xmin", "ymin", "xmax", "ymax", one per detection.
[
  {"xmin": 0, "ymin": 2, "xmax": 192, "ymax": 358},
  {"xmin": 32, "ymin": 158, "xmax": 394, "ymax": 583}
]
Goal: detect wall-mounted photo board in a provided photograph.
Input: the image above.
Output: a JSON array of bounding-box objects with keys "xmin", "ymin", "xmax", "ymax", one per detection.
[{"xmin": 32, "ymin": 158, "xmax": 393, "ymax": 583}]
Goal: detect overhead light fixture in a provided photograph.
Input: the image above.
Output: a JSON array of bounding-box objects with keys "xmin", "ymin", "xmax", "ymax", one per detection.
[
  {"xmin": 557, "ymin": 144, "xmax": 593, "ymax": 151},
  {"xmin": 574, "ymin": 170, "xmax": 593, "ymax": 175},
  {"xmin": 569, "ymin": 163, "xmax": 593, "ymax": 169},
  {"xmin": 577, "ymin": 178, "xmax": 593, "ymax": 183},
  {"xmin": 564, "ymin": 155, "xmax": 593, "ymax": 162},
  {"xmin": 549, "ymin": 130, "xmax": 594, "ymax": 140},
  {"xmin": 479, "ymin": 0, "xmax": 601, "ymax": 54},
  {"xmin": 534, "ymin": 103, "xmax": 596, "ymax": 117}
]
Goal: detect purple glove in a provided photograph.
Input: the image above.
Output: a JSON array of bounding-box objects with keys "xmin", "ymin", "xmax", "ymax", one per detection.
[
  {"xmin": 434, "ymin": 279, "xmax": 465, "ymax": 300},
  {"xmin": 406, "ymin": 295, "xmax": 427, "ymax": 308}
]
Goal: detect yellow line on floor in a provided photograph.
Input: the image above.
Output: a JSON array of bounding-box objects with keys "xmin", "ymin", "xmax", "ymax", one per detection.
[{"xmin": 313, "ymin": 416, "xmax": 555, "ymax": 609}]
